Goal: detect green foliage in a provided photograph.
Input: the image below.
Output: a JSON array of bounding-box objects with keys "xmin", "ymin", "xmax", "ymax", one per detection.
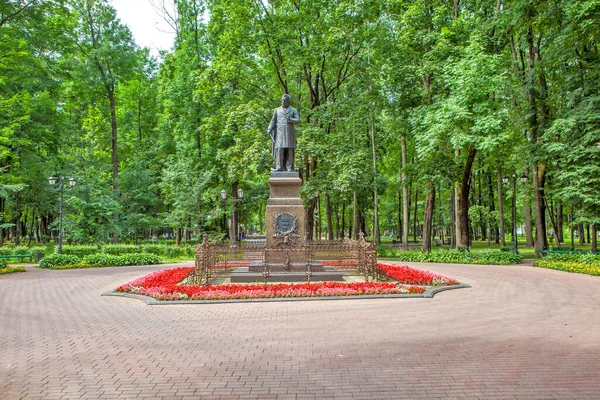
[
  {"xmin": 61, "ymin": 245, "xmax": 101, "ymax": 257},
  {"xmin": 534, "ymin": 254, "xmax": 600, "ymax": 276},
  {"xmin": 377, "ymin": 248, "xmax": 522, "ymax": 265},
  {"xmin": 38, "ymin": 252, "xmax": 160, "ymax": 269},
  {"xmin": 0, "ymin": 259, "xmax": 7, "ymax": 269},
  {"xmin": 0, "ymin": 246, "xmax": 46, "ymax": 256},
  {"xmin": 0, "ymin": 266, "xmax": 26, "ymax": 275},
  {"xmin": 82, "ymin": 253, "xmax": 159, "ymax": 267},
  {"xmin": 102, "ymin": 245, "xmax": 144, "ymax": 255},
  {"xmin": 39, "ymin": 254, "xmax": 81, "ymax": 269},
  {"xmin": 115, "ymin": 253, "xmax": 161, "ymax": 266},
  {"xmin": 82, "ymin": 254, "xmax": 121, "ymax": 267}
]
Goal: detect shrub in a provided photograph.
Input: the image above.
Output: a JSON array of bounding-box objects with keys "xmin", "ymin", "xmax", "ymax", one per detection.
[
  {"xmin": 102, "ymin": 245, "xmax": 144, "ymax": 255},
  {"xmin": 83, "ymin": 254, "xmax": 121, "ymax": 267},
  {"xmin": 377, "ymin": 248, "xmax": 522, "ymax": 265},
  {"xmin": 0, "ymin": 259, "xmax": 7, "ymax": 269},
  {"xmin": 61, "ymin": 245, "xmax": 100, "ymax": 257},
  {"xmin": 0, "ymin": 246, "xmax": 48, "ymax": 256},
  {"xmin": 141, "ymin": 244, "xmax": 163, "ymax": 255},
  {"xmin": 118, "ymin": 253, "xmax": 161, "ymax": 266},
  {"xmin": 39, "ymin": 254, "xmax": 81, "ymax": 269}
]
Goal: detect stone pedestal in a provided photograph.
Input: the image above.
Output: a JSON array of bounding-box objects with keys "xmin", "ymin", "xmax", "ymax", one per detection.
[{"xmin": 265, "ymin": 171, "xmax": 305, "ymax": 249}]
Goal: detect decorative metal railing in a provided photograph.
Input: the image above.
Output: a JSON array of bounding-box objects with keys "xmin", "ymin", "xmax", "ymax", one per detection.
[{"xmin": 191, "ymin": 232, "xmax": 377, "ymax": 285}]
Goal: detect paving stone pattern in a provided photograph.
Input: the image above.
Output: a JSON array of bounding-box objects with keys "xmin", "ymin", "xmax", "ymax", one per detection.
[{"xmin": 1, "ymin": 262, "xmax": 600, "ymax": 399}]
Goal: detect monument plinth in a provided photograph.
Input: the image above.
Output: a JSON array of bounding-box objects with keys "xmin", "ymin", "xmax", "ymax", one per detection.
[{"xmin": 265, "ymin": 171, "xmax": 305, "ymax": 249}]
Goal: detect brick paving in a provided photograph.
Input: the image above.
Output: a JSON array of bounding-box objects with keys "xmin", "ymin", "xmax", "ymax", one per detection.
[{"xmin": 1, "ymin": 262, "xmax": 599, "ymax": 400}]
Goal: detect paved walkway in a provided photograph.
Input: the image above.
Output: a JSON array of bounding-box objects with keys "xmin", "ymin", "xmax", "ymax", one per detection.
[{"xmin": 1, "ymin": 262, "xmax": 599, "ymax": 400}]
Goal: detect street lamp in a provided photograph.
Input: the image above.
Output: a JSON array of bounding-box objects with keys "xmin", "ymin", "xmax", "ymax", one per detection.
[
  {"xmin": 503, "ymin": 173, "xmax": 528, "ymax": 254},
  {"xmin": 48, "ymin": 176, "xmax": 76, "ymax": 254},
  {"xmin": 220, "ymin": 188, "xmax": 244, "ymax": 243}
]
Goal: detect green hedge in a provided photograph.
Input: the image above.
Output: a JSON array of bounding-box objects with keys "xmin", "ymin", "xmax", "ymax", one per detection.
[
  {"xmin": 0, "ymin": 245, "xmax": 47, "ymax": 256},
  {"xmin": 0, "ymin": 259, "xmax": 7, "ymax": 269},
  {"xmin": 377, "ymin": 247, "xmax": 522, "ymax": 265},
  {"xmin": 58, "ymin": 244, "xmax": 195, "ymax": 259},
  {"xmin": 39, "ymin": 253, "xmax": 161, "ymax": 269},
  {"xmin": 60, "ymin": 245, "xmax": 101, "ymax": 257},
  {"xmin": 39, "ymin": 254, "xmax": 81, "ymax": 269}
]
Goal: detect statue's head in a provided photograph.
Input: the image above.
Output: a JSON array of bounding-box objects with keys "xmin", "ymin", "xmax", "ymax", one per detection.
[{"xmin": 281, "ymin": 94, "xmax": 290, "ymax": 107}]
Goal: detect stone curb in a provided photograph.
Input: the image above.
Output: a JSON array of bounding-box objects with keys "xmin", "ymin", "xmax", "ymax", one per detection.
[{"xmin": 101, "ymin": 282, "xmax": 471, "ymax": 305}]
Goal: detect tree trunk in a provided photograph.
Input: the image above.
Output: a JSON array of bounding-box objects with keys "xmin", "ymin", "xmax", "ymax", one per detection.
[
  {"xmin": 578, "ymin": 223, "xmax": 584, "ymax": 246},
  {"xmin": 524, "ymin": 199, "xmax": 534, "ymax": 248},
  {"xmin": 325, "ymin": 194, "xmax": 333, "ymax": 240},
  {"xmin": 335, "ymin": 201, "xmax": 340, "ymax": 239},
  {"xmin": 586, "ymin": 225, "xmax": 591, "ymax": 244},
  {"xmin": 422, "ymin": 185, "xmax": 435, "ymax": 252},
  {"xmin": 397, "ymin": 191, "xmax": 402, "ymax": 241},
  {"xmin": 413, "ymin": 187, "xmax": 419, "ymax": 243},
  {"xmin": 341, "ymin": 202, "xmax": 345, "ymax": 239},
  {"xmin": 401, "ymin": 136, "xmax": 409, "ymax": 250},
  {"xmin": 15, "ymin": 191, "xmax": 22, "ymax": 245},
  {"xmin": 556, "ymin": 203, "xmax": 564, "ymax": 243},
  {"xmin": 487, "ymin": 173, "xmax": 496, "ymax": 244},
  {"xmin": 450, "ymin": 190, "xmax": 455, "ymax": 248},
  {"xmin": 259, "ymin": 202, "xmax": 263, "ymax": 234},
  {"xmin": 569, "ymin": 206, "xmax": 575, "ymax": 250},
  {"xmin": 497, "ymin": 168, "xmax": 505, "ymax": 247},
  {"xmin": 176, "ymin": 228, "xmax": 181, "ymax": 246},
  {"xmin": 532, "ymin": 164, "xmax": 548, "ymax": 254},
  {"xmin": 371, "ymin": 119, "xmax": 380, "ymax": 246},
  {"xmin": 592, "ymin": 224, "xmax": 597, "ymax": 253},
  {"xmin": 232, "ymin": 181, "xmax": 239, "ymax": 243},
  {"xmin": 353, "ymin": 192, "xmax": 359, "ymax": 240},
  {"xmin": 109, "ymin": 90, "xmax": 119, "ymax": 244},
  {"xmin": 456, "ymin": 147, "xmax": 477, "ymax": 249}
]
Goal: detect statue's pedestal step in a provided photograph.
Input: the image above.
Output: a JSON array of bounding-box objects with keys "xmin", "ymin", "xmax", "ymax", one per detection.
[{"xmin": 230, "ymin": 267, "xmax": 344, "ymax": 283}]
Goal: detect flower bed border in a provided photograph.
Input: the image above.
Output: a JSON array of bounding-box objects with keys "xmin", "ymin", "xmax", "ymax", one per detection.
[{"xmin": 102, "ymin": 282, "xmax": 471, "ymax": 305}]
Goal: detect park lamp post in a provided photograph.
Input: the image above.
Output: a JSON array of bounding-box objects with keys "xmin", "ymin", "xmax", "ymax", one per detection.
[
  {"xmin": 48, "ymin": 176, "xmax": 76, "ymax": 254},
  {"xmin": 220, "ymin": 188, "xmax": 244, "ymax": 243},
  {"xmin": 502, "ymin": 173, "xmax": 528, "ymax": 255}
]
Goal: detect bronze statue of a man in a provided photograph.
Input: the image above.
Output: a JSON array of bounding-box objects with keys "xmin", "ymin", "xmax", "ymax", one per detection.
[{"xmin": 268, "ymin": 94, "xmax": 300, "ymax": 172}]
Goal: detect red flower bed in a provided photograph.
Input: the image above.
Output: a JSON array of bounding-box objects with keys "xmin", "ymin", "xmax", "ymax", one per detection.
[
  {"xmin": 376, "ymin": 262, "xmax": 458, "ymax": 286},
  {"xmin": 117, "ymin": 267, "xmax": 425, "ymax": 300}
]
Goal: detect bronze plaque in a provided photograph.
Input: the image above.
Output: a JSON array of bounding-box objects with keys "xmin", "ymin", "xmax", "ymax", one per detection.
[{"xmin": 274, "ymin": 213, "xmax": 298, "ymax": 236}]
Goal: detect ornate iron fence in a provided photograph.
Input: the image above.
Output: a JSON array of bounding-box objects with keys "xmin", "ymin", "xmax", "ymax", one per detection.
[{"xmin": 192, "ymin": 232, "xmax": 377, "ymax": 285}]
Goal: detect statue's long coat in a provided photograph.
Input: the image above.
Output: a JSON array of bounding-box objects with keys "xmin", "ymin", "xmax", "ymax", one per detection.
[{"xmin": 268, "ymin": 106, "xmax": 300, "ymax": 157}]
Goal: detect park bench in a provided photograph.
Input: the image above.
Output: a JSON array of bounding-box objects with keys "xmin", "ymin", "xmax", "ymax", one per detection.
[{"xmin": 0, "ymin": 254, "xmax": 34, "ymax": 262}]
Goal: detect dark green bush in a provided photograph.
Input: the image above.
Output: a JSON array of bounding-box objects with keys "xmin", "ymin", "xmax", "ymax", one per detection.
[
  {"xmin": 377, "ymin": 248, "xmax": 522, "ymax": 265},
  {"xmin": 102, "ymin": 245, "xmax": 144, "ymax": 255},
  {"xmin": 61, "ymin": 245, "xmax": 100, "ymax": 257},
  {"xmin": 39, "ymin": 254, "xmax": 81, "ymax": 269},
  {"xmin": 118, "ymin": 253, "xmax": 161, "ymax": 266},
  {"xmin": 141, "ymin": 244, "xmax": 162, "ymax": 255},
  {"xmin": 80, "ymin": 253, "xmax": 160, "ymax": 267},
  {"xmin": 83, "ymin": 254, "xmax": 121, "ymax": 267},
  {"xmin": 0, "ymin": 245, "xmax": 48, "ymax": 256},
  {"xmin": 0, "ymin": 259, "xmax": 7, "ymax": 269}
]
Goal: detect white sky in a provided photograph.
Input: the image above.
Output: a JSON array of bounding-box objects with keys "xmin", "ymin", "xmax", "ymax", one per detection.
[{"xmin": 109, "ymin": 0, "xmax": 176, "ymax": 57}]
